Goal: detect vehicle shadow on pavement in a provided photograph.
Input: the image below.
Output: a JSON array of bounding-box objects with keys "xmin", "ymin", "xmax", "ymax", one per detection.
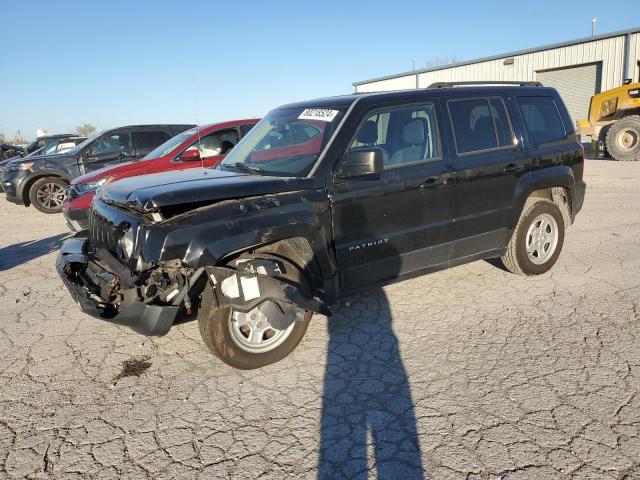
[
  {"xmin": 318, "ymin": 290, "xmax": 425, "ymax": 479},
  {"xmin": 0, "ymin": 233, "xmax": 70, "ymax": 271}
]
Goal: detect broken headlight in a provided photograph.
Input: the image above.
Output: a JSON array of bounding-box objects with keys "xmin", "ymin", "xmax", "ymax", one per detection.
[{"xmin": 119, "ymin": 226, "xmax": 135, "ymax": 261}]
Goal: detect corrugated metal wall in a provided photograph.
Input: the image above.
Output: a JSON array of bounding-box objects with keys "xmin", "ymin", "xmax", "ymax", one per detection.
[
  {"xmin": 536, "ymin": 63, "xmax": 601, "ymax": 122},
  {"xmin": 355, "ymin": 32, "xmax": 640, "ymax": 94},
  {"xmin": 630, "ymin": 32, "xmax": 640, "ymax": 80}
]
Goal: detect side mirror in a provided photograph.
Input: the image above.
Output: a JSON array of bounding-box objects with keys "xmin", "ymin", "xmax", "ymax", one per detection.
[
  {"xmin": 180, "ymin": 147, "xmax": 201, "ymax": 162},
  {"xmin": 336, "ymin": 148, "xmax": 384, "ymax": 179}
]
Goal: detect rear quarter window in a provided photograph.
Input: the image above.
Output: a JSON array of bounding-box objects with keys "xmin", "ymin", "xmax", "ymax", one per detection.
[{"xmin": 517, "ymin": 96, "xmax": 567, "ymax": 145}]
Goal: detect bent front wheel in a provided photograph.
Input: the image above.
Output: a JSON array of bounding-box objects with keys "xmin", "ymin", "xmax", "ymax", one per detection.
[{"xmin": 197, "ymin": 288, "xmax": 311, "ymax": 369}]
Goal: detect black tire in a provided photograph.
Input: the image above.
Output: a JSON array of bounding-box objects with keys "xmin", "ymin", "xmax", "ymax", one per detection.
[
  {"xmin": 501, "ymin": 199, "xmax": 565, "ymax": 276},
  {"xmin": 605, "ymin": 115, "xmax": 640, "ymax": 161},
  {"xmin": 197, "ymin": 287, "xmax": 311, "ymax": 369},
  {"xmin": 29, "ymin": 177, "xmax": 68, "ymax": 213}
]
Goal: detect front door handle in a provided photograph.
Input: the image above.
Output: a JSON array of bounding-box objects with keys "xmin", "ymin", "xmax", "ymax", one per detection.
[{"xmin": 420, "ymin": 177, "xmax": 451, "ymax": 189}]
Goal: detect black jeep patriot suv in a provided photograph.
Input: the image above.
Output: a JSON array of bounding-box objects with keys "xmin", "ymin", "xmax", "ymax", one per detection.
[{"xmin": 57, "ymin": 82, "xmax": 586, "ymax": 369}]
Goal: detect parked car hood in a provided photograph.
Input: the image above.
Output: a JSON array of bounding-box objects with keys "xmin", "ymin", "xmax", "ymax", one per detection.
[
  {"xmin": 99, "ymin": 167, "xmax": 314, "ymax": 212},
  {"xmin": 6, "ymin": 152, "xmax": 75, "ymax": 166}
]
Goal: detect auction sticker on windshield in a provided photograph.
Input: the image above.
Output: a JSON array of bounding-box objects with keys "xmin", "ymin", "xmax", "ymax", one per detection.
[{"xmin": 298, "ymin": 109, "xmax": 339, "ymax": 122}]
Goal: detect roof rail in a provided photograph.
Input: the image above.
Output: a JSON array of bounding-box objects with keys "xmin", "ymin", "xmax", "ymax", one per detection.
[{"xmin": 428, "ymin": 81, "xmax": 543, "ymax": 88}]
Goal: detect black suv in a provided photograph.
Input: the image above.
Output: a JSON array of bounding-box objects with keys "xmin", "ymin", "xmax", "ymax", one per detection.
[
  {"xmin": 57, "ymin": 83, "xmax": 586, "ymax": 369},
  {"xmin": 3, "ymin": 124, "xmax": 193, "ymax": 213},
  {"xmin": 0, "ymin": 134, "xmax": 79, "ymax": 188}
]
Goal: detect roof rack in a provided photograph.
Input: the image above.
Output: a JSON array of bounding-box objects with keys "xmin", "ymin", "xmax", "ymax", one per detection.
[{"xmin": 428, "ymin": 81, "xmax": 543, "ymax": 88}]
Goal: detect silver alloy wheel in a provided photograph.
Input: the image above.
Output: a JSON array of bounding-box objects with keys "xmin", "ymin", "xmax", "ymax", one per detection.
[
  {"xmin": 526, "ymin": 213, "xmax": 559, "ymax": 265},
  {"xmin": 36, "ymin": 182, "xmax": 65, "ymax": 210},
  {"xmin": 617, "ymin": 128, "xmax": 638, "ymax": 151},
  {"xmin": 228, "ymin": 303, "xmax": 296, "ymax": 354}
]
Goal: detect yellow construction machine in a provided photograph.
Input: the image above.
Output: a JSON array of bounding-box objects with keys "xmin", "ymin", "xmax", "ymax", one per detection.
[{"xmin": 577, "ymin": 81, "xmax": 640, "ymax": 161}]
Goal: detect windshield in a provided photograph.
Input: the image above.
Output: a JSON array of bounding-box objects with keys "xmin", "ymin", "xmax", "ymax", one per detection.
[
  {"xmin": 220, "ymin": 107, "xmax": 345, "ymax": 176},
  {"xmin": 66, "ymin": 130, "xmax": 102, "ymax": 155},
  {"xmin": 142, "ymin": 128, "xmax": 197, "ymax": 160}
]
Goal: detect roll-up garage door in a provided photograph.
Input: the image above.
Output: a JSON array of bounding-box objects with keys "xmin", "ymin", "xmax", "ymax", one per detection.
[{"xmin": 536, "ymin": 62, "xmax": 602, "ymax": 124}]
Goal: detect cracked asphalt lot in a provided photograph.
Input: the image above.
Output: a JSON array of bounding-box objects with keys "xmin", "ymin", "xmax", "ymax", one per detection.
[{"xmin": 1, "ymin": 160, "xmax": 639, "ymax": 479}]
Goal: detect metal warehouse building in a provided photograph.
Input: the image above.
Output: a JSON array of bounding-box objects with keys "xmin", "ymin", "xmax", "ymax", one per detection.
[{"xmin": 354, "ymin": 27, "xmax": 640, "ymax": 125}]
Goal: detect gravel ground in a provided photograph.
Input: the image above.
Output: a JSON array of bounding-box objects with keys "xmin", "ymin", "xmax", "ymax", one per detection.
[{"xmin": 0, "ymin": 160, "xmax": 639, "ymax": 479}]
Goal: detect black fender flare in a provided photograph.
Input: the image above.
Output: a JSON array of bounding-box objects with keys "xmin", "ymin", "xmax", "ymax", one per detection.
[
  {"xmin": 205, "ymin": 257, "xmax": 332, "ymax": 318},
  {"xmin": 509, "ymin": 166, "xmax": 575, "ymax": 229}
]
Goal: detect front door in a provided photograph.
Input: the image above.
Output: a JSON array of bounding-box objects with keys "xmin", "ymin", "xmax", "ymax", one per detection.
[
  {"xmin": 79, "ymin": 131, "xmax": 134, "ymax": 175},
  {"xmin": 330, "ymin": 102, "xmax": 455, "ymax": 293}
]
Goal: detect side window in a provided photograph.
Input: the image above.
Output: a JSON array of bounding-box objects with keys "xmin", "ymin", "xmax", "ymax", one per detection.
[
  {"xmin": 41, "ymin": 140, "xmax": 60, "ymax": 155},
  {"xmin": 449, "ymin": 99, "xmax": 496, "ymax": 153},
  {"xmin": 189, "ymin": 129, "xmax": 239, "ymax": 158},
  {"xmin": 240, "ymin": 123, "xmax": 255, "ymax": 137},
  {"xmin": 134, "ymin": 131, "xmax": 171, "ymax": 156},
  {"xmin": 56, "ymin": 141, "xmax": 77, "ymax": 153},
  {"xmin": 88, "ymin": 133, "xmax": 131, "ymax": 156},
  {"xmin": 517, "ymin": 96, "xmax": 566, "ymax": 145},
  {"xmin": 349, "ymin": 104, "xmax": 440, "ymax": 168}
]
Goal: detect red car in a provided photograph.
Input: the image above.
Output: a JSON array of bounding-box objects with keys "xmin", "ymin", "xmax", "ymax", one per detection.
[{"xmin": 63, "ymin": 119, "xmax": 258, "ymax": 231}]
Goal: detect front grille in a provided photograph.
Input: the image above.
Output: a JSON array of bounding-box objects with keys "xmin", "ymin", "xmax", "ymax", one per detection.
[
  {"xmin": 89, "ymin": 209, "xmax": 119, "ymax": 255},
  {"xmin": 87, "ymin": 199, "xmax": 139, "ymax": 262}
]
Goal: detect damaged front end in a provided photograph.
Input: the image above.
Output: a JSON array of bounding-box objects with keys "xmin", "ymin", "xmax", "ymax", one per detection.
[
  {"xmin": 56, "ymin": 198, "xmax": 209, "ymax": 336},
  {"xmin": 57, "ymin": 199, "xmax": 328, "ymax": 337},
  {"xmin": 56, "ymin": 230, "xmax": 205, "ymax": 336}
]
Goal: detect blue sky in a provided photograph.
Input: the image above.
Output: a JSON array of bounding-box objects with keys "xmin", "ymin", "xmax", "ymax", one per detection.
[{"xmin": 0, "ymin": 0, "xmax": 637, "ymax": 140}]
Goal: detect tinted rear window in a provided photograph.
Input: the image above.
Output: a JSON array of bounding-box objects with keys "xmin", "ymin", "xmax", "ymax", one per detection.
[
  {"xmin": 135, "ymin": 131, "xmax": 171, "ymax": 154},
  {"xmin": 517, "ymin": 96, "xmax": 566, "ymax": 145},
  {"xmin": 448, "ymin": 99, "xmax": 499, "ymax": 154}
]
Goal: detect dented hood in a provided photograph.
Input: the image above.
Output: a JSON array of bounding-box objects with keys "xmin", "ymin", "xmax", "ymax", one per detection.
[{"xmin": 98, "ymin": 167, "xmax": 314, "ymax": 212}]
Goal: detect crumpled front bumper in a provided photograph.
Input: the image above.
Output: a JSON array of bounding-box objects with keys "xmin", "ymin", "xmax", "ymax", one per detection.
[{"xmin": 56, "ymin": 232, "xmax": 179, "ymax": 336}]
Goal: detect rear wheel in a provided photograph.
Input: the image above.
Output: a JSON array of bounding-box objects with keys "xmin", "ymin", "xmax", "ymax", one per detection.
[
  {"xmin": 501, "ymin": 199, "xmax": 565, "ymax": 275},
  {"xmin": 605, "ymin": 115, "xmax": 640, "ymax": 161},
  {"xmin": 197, "ymin": 287, "xmax": 311, "ymax": 369},
  {"xmin": 29, "ymin": 177, "xmax": 68, "ymax": 213}
]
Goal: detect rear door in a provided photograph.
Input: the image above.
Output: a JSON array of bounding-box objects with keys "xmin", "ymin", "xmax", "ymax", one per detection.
[
  {"xmin": 446, "ymin": 95, "xmax": 530, "ymax": 257},
  {"xmin": 331, "ymin": 101, "xmax": 455, "ymax": 292}
]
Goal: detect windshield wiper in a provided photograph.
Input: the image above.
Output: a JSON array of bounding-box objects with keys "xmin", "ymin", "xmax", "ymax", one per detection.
[{"xmin": 232, "ymin": 162, "xmax": 265, "ymax": 175}]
